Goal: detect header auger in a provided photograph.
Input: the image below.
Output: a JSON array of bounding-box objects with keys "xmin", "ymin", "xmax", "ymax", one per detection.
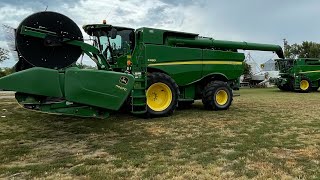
[{"xmin": 0, "ymin": 11, "xmax": 284, "ymax": 118}]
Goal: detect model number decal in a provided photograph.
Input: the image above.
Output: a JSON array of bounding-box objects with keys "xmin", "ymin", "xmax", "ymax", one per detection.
[
  {"xmin": 116, "ymin": 85, "xmax": 127, "ymax": 92},
  {"xmin": 148, "ymin": 59, "xmax": 157, "ymax": 62}
]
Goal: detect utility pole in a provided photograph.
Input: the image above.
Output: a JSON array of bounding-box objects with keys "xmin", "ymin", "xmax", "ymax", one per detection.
[{"xmin": 283, "ymin": 38, "xmax": 288, "ymax": 47}]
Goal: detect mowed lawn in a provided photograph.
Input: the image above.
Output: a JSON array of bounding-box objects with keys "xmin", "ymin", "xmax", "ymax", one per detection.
[{"xmin": 0, "ymin": 88, "xmax": 319, "ymax": 179}]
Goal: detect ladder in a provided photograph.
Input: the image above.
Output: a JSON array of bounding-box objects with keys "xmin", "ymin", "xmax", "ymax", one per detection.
[
  {"xmin": 130, "ymin": 73, "xmax": 147, "ymax": 114},
  {"xmin": 130, "ymin": 53, "xmax": 148, "ymax": 114}
]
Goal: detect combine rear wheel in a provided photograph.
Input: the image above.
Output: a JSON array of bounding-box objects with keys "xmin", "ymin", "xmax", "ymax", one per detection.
[
  {"xmin": 202, "ymin": 81, "xmax": 233, "ymax": 110},
  {"xmin": 146, "ymin": 73, "xmax": 179, "ymax": 117},
  {"xmin": 299, "ymin": 78, "xmax": 311, "ymax": 93}
]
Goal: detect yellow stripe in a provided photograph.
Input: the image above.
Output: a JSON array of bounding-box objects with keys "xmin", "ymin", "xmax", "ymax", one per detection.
[
  {"xmin": 148, "ymin": 61, "xmax": 243, "ymax": 66},
  {"xmin": 300, "ymin": 70, "xmax": 320, "ymax": 74}
]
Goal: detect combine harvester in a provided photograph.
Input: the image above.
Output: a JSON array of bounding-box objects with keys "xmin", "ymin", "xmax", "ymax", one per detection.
[
  {"xmin": 0, "ymin": 11, "xmax": 284, "ymax": 118},
  {"xmin": 275, "ymin": 58, "xmax": 320, "ymax": 92}
]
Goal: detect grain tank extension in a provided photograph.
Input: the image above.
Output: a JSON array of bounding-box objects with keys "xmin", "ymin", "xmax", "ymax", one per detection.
[{"xmin": 0, "ymin": 11, "xmax": 284, "ymax": 118}]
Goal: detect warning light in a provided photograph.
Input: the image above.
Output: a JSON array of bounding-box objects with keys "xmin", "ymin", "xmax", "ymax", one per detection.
[{"xmin": 127, "ymin": 60, "xmax": 132, "ymax": 66}]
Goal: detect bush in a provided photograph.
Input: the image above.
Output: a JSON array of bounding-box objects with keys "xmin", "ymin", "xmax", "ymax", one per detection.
[{"xmin": 0, "ymin": 67, "xmax": 14, "ymax": 78}]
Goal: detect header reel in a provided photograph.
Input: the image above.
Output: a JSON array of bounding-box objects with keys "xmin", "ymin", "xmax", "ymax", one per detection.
[{"xmin": 15, "ymin": 11, "xmax": 84, "ymax": 70}]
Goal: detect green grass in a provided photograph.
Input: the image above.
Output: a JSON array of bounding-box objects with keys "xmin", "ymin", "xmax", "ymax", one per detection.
[{"xmin": 0, "ymin": 88, "xmax": 320, "ymax": 179}]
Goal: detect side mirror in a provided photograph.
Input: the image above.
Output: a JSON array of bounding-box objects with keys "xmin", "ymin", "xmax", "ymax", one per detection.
[{"xmin": 110, "ymin": 28, "xmax": 117, "ymax": 39}]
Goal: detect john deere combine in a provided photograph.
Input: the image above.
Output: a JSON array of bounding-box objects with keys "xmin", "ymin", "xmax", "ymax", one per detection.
[
  {"xmin": 275, "ymin": 58, "xmax": 320, "ymax": 92},
  {"xmin": 0, "ymin": 11, "xmax": 284, "ymax": 118}
]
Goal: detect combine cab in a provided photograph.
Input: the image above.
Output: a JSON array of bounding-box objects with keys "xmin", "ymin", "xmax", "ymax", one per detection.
[{"xmin": 0, "ymin": 11, "xmax": 284, "ymax": 118}]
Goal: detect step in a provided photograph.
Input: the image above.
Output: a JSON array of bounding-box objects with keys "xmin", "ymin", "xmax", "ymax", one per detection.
[
  {"xmin": 133, "ymin": 87, "xmax": 146, "ymax": 90},
  {"xmin": 134, "ymin": 79, "xmax": 146, "ymax": 82},
  {"xmin": 131, "ymin": 110, "xmax": 147, "ymax": 114},
  {"xmin": 131, "ymin": 95, "xmax": 146, "ymax": 99},
  {"xmin": 131, "ymin": 103, "xmax": 146, "ymax": 106}
]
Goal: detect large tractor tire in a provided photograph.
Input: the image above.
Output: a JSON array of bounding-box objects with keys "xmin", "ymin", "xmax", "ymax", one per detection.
[
  {"xmin": 146, "ymin": 73, "xmax": 179, "ymax": 117},
  {"xmin": 312, "ymin": 80, "xmax": 319, "ymax": 91},
  {"xmin": 299, "ymin": 78, "xmax": 312, "ymax": 93},
  {"xmin": 287, "ymin": 78, "xmax": 295, "ymax": 91},
  {"xmin": 278, "ymin": 78, "xmax": 294, "ymax": 92},
  {"xmin": 202, "ymin": 81, "xmax": 233, "ymax": 110},
  {"xmin": 277, "ymin": 84, "xmax": 289, "ymax": 91}
]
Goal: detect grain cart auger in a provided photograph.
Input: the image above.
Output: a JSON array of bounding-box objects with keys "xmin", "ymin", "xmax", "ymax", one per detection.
[{"xmin": 0, "ymin": 11, "xmax": 284, "ymax": 118}]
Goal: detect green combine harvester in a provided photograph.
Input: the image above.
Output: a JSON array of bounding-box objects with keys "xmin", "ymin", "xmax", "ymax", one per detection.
[
  {"xmin": 0, "ymin": 11, "xmax": 284, "ymax": 118},
  {"xmin": 275, "ymin": 58, "xmax": 320, "ymax": 92}
]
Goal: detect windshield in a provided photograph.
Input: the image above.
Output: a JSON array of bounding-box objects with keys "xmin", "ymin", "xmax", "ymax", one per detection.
[
  {"xmin": 92, "ymin": 29, "xmax": 134, "ymax": 62},
  {"xmin": 276, "ymin": 59, "xmax": 294, "ymax": 72}
]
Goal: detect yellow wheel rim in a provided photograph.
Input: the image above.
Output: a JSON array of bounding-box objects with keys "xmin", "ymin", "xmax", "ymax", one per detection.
[
  {"xmin": 215, "ymin": 90, "xmax": 228, "ymax": 106},
  {"xmin": 300, "ymin": 80, "xmax": 309, "ymax": 91},
  {"xmin": 147, "ymin": 83, "xmax": 173, "ymax": 112}
]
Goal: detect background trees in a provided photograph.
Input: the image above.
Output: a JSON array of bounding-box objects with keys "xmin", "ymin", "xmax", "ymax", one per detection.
[
  {"xmin": 284, "ymin": 40, "xmax": 320, "ymax": 59},
  {"xmin": 0, "ymin": 47, "xmax": 9, "ymax": 63}
]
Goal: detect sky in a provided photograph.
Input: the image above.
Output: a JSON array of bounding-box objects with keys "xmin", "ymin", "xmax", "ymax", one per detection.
[{"xmin": 1, "ymin": 0, "xmax": 320, "ymax": 67}]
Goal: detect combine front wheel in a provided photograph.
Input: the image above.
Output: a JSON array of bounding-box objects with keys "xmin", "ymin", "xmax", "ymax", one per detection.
[
  {"xmin": 277, "ymin": 85, "xmax": 289, "ymax": 91},
  {"xmin": 202, "ymin": 81, "xmax": 233, "ymax": 110},
  {"xmin": 299, "ymin": 78, "xmax": 311, "ymax": 93},
  {"xmin": 146, "ymin": 73, "xmax": 179, "ymax": 117}
]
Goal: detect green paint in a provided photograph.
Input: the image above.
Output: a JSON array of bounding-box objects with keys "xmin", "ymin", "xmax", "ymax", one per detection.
[
  {"xmin": 64, "ymin": 68, "xmax": 134, "ymax": 111},
  {"xmin": 0, "ymin": 20, "xmax": 284, "ymax": 118},
  {"xmin": 0, "ymin": 68, "xmax": 63, "ymax": 97},
  {"xmin": 275, "ymin": 58, "xmax": 320, "ymax": 90}
]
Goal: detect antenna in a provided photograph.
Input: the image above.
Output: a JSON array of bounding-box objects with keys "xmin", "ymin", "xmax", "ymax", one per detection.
[
  {"xmin": 105, "ymin": 5, "xmax": 118, "ymax": 24},
  {"xmin": 178, "ymin": 17, "xmax": 184, "ymax": 28},
  {"xmin": 39, "ymin": 0, "xmax": 48, "ymax": 11},
  {"xmin": 105, "ymin": 10, "xmax": 111, "ymax": 19}
]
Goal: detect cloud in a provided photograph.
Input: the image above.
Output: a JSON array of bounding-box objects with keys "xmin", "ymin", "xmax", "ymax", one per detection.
[
  {"xmin": 1, "ymin": 0, "xmax": 320, "ymax": 67},
  {"xmin": 0, "ymin": 0, "xmax": 80, "ymax": 10},
  {"xmin": 158, "ymin": 0, "xmax": 203, "ymax": 6}
]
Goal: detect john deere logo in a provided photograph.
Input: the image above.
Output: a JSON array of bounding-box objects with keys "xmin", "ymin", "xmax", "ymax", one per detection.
[{"xmin": 120, "ymin": 76, "xmax": 129, "ymax": 85}]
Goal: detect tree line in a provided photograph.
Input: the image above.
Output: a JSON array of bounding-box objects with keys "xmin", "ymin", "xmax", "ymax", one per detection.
[
  {"xmin": 284, "ymin": 40, "xmax": 320, "ymax": 59},
  {"xmin": 0, "ymin": 47, "xmax": 12, "ymax": 77}
]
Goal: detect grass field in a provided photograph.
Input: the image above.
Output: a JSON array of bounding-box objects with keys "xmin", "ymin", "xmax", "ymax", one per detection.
[{"xmin": 0, "ymin": 88, "xmax": 319, "ymax": 179}]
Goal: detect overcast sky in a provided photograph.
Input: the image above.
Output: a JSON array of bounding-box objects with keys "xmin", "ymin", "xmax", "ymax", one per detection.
[{"xmin": 1, "ymin": 0, "xmax": 320, "ymax": 67}]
